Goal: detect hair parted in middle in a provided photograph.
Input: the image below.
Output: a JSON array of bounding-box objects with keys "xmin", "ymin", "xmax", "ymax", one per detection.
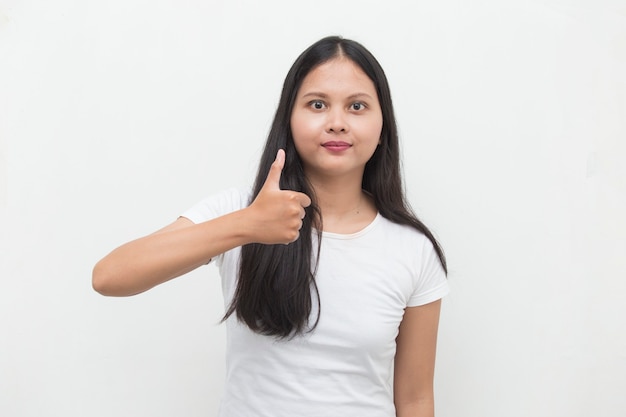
[{"xmin": 223, "ymin": 35, "xmax": 447, "ymax": 338}]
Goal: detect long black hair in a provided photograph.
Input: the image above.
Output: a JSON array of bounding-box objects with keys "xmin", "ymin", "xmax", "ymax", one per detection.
[{"xmin": 223, "ymin": 36, "xmax": 447, "ymax": 338}]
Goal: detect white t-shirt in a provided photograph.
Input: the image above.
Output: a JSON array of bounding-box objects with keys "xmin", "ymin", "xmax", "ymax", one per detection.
[{"xmin": 182, "ymin": 188, "xmax": 450, "ymax": 417}]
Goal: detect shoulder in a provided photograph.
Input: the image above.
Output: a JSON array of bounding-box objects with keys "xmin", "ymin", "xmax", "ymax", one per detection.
[
  {"xmin": 375, "ymin": 216, "xmax": 435, "ymax": 253},
  {"xmin": 180, "ymin": 187, "xmax": 252, "ymax": 224},
  {"xmin": 376, "ymin": 216, "xmax": 449, "ymax": 303}
]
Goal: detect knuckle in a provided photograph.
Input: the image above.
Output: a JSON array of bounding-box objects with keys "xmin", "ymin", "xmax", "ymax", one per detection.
[{"xmin": 287, "ymin": 205, "xmax": 300, "ymax": 216}]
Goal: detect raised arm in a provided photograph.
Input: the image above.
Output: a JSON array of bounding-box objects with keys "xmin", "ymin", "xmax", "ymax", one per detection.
[
  {"xmin": 394, "ymin": 299, "xmax": 443, "ymax": 417},
  {"xmin": 93, "ymin": 211, "xmax": 250, "ymax": 296},
  {"xmin": 92, "ymin": 149, "xmax": 311, "ymax": 297}
]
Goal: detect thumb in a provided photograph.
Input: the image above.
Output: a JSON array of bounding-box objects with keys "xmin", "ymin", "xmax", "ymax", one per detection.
[{"xmin": 263, "ymin": 149, "xmax": 285, "ymax": 190}]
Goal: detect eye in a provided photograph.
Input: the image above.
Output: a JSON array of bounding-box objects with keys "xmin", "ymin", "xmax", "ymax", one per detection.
[
  {"xmin": 308, "ymin": 100, "xmax": 326, "ymax": 110},
  {"xmin": 350, "ymin": 102, "xmax": 366, "ymax": 111}
]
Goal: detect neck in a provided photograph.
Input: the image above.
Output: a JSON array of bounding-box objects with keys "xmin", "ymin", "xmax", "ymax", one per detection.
[
  {"xmin": 318, "ymin": 186, "xmax": 364, "ymax": 217},
  {"xmin": 308, "ymin": 174, "xmax": 363, "ymax": 214},
  {"xmin": 307, "ymin": 173, "xmax": 377, "ymax": 233}
]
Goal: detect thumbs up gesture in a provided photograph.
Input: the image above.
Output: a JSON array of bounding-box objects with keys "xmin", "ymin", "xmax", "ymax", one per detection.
[{"xmin": 246, "ymin": 149, "xmax": 312, "ymax": 244}]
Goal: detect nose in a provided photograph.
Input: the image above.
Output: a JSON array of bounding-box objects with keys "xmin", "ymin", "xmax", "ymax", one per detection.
[{"xmin": 325, "ymin": 109, "xmax": 348, "ymax": 133}]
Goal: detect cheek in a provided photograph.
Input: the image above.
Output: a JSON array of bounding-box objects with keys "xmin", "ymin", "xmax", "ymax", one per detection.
[
  {"xmin": 360, "ymin": 119, "xmax": 383, "ymax": 145},
  {"xmin": 289, "ymin": 117, "xmax": 308, "ymax": 157},
  {"xmin": 291, "ymin": 113, "xmax": 319, "ymax": 144}
]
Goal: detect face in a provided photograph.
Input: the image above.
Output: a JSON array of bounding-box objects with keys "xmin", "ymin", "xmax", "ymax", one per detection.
[{"xmin": 290, "ymin": 57, "xmax": 383, "ymax": 182}]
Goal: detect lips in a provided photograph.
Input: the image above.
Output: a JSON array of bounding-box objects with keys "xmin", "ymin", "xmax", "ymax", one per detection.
[{"xmin": 322, "ymin": 141, "xmax": 351, "ymax": 151}]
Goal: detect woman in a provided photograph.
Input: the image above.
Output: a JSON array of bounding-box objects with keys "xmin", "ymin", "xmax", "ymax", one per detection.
[{"xmin": 93, "ymin": 35, "xmax": 449, "ymax": 417}]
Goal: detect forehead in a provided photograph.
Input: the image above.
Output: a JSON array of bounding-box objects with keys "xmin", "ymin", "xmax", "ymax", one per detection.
[{"xmin": 298, "ymin": 58, "xmax": 376, "ymax": 95}]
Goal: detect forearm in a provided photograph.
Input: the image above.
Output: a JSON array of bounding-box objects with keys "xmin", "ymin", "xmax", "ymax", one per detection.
[
  {"xmin": 92, "ymin": 209, "xmax": 253, "ymax": 296},
  {"xmin": 395, "ymin": 397, "xmax": 434, "ymax": 417}
]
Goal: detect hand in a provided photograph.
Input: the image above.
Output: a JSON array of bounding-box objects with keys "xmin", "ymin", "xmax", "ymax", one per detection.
[{"xmin": 246, "ymin": 149, "xmax": 312, "ymax": 244}]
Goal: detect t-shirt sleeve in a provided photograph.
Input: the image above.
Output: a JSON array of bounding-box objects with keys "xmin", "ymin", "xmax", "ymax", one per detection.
[
  {"xmin": 180, "ymin": 187, "xmax": 250, "ymax": 224},
  {"xmin": 180, "ymin": 188, "xmax": 251, "ymax": 266},
  {"xmin": 407, "ymin": 238, "xmax": 450, "ymax": 307}
]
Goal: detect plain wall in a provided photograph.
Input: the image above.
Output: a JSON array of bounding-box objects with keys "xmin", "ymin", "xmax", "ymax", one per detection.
[{"xmin": 1, "ymin": 0, "xmax": 625, "ymax": 416}]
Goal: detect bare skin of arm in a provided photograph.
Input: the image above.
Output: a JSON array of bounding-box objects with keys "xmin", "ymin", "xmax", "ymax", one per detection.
[
  {"xmin": 394, "ymin": 299, "xmax": 442, "ymax": 417},
  {"xmin": 92, "ymin": 149, "xmax": 310, "ymax": 297}
]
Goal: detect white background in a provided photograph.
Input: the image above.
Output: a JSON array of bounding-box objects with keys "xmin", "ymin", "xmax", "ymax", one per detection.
[{"xmin": 1, "ymin": 0, "xmax": 625, "ymax": 416}]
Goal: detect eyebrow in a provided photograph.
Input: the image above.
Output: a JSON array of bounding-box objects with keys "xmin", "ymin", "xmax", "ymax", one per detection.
[{"xmin": 300, "ymin": 92, "xmax": 375, "ymax": 100}]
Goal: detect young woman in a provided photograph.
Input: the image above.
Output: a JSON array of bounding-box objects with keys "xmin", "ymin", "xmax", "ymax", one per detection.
[{"xmin": 93, "ymin": 36, "xmax": 449, "ymax": 417}]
